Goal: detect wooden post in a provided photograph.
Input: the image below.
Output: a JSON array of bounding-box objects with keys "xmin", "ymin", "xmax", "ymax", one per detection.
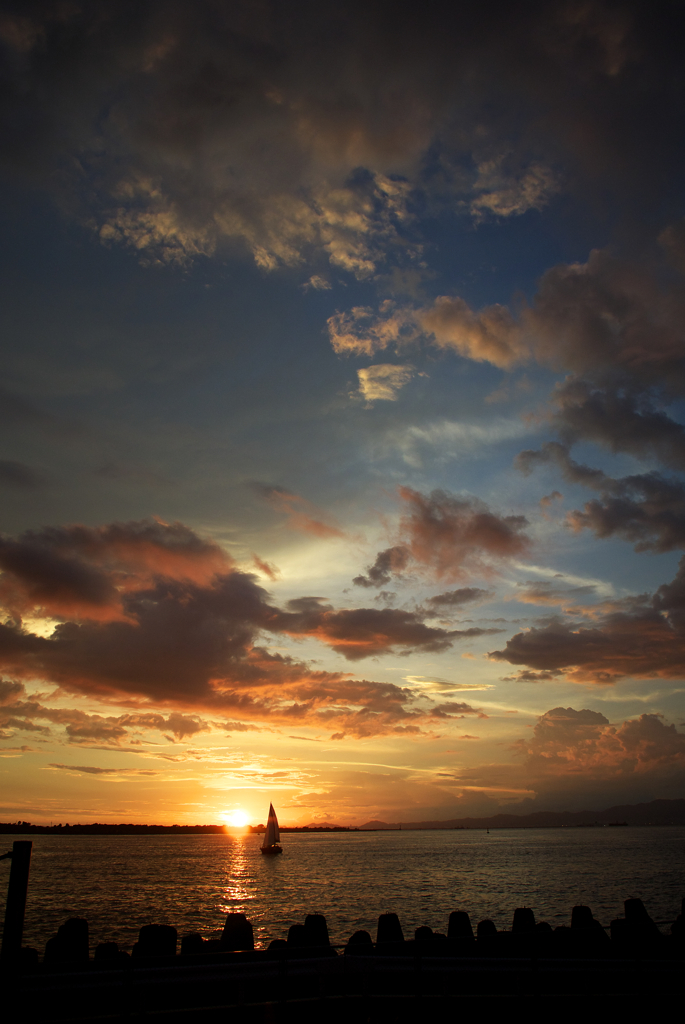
[{"xmin": 1, "ymin": 841, "xmax": 32, "ymax": 962}]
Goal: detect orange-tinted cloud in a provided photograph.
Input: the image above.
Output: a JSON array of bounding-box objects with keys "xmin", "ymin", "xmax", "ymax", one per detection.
[
  {"xmin": 251, "ymin": 554, "xmax": 280, "ymax": 580},
  {"xmin": 522, "ymin": 706, "xmax": 685, "ymax": 778},
  {"xmin": 252, "ymin": 484, "xmax": 345, "ymax": 539},
  {"xmin": 491, "ymin": 555, "xmax": 685, "ymax": 684},
  {"xmin": 397, "ymin": 486, "xmax": 529, "ymax": 581},
  {"xmin": 354, "ymin": 488, "xmax": 529, "ymax": 588},
  {"xmin": 0, "ymin": 519, "xmax": 231, "ymax": 623},
  {"xmin": 0, "ymin": 518, "xmax": 490, "ymax": 738},
  {"xmin": 274, "ymin": 598, "xmax": 497, "ymax": 660}
]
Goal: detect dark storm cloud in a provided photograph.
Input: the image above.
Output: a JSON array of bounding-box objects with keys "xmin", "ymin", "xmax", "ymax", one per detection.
[
  {"xmin": 490, "ymin": 555, "xmax": 685, "ymax": 684},
  {"xmin": 1, "ymin": 2, "xmax": 683, "ymax": 270}
]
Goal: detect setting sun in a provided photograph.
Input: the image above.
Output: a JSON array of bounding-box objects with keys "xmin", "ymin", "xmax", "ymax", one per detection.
[{"xmin": 225, "ymin": 810, "xmax": 249, "ymax": 829}]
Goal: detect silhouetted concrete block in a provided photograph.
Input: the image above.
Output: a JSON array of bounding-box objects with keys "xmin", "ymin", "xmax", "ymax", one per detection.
[
  {"xmin": 345, "ymin": 930, "xmax": 373, "ymax": 956},
  {"xmin": 132, "ymin": 924, "xmax": 177, "ymax": 957},
  {"xmin": 220, "ymin": 913, "xmax": 254, "ymax": 951},
  {"xmin": 304, "ymin": 914, "xmax": 329, "ymax": 946},
  {"xmin": 266, "ymin": 938, "xmax": 288, "ymax": 953},
  {"xmin": 624, "ymin": 898, "xmax": 659, "ymax": 934},
  {"xmin": 448, "ymin": 911, "xmax": 474, "ymax": 941},
  {"xmin": 94, "ymin": 941, "xmax": 129, "ymax": 966},
  {"xmin": 512, "ymin": 907, "xmax": 536, "ymax": 933},
  {"xmin": 376, "ymin": 913, "xmax": 404, "ymax": 944},
  {"xmin": 567, "ymin": 905, "xmax": 610, "ymax": 956},
  {"xmin": 287, "ymin": 923, "xmax": 308, "ymax": 947},
  {"xmin": 44, "ymin": 918, "xmax": 89, "ymax": 967},
  {"xmin": 476, "ymin": 919, "xmax": 497, "ymax": 940},
  {"xmin": 571, "ymin": 905, "xmax": 594, "ymax": 929},
  {"xmin": 475, "ymin": 919, "xmax": 498, "ymax": 956},
  {"xmin": 611, "ymin": 900, "xmax": 661, "ymax": 954},
  {"xmin": 180, "ymin": 933, "xmax": 205, "ymax": 955}
]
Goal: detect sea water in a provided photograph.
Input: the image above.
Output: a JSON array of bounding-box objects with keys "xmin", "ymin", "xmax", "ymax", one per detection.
[{"xmin": 2, "ymin": 827, "xmax": 684, "ymax": 953}]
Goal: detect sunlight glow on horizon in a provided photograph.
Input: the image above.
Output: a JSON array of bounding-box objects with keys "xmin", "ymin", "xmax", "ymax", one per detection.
[{"xmin": 224, "ymin": 809, "xmax": 250, "ymax": 828}]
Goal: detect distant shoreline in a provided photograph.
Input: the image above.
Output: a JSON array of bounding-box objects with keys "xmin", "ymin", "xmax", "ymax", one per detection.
[
  {"xmin": 0, "ymin": 823, "xmax": 360, "ymax": 835},
  {"xmin": 1, "ymin": 822, "xmax": 683, "ymax": 836},
  {"xmin": 1, "ymin": 798, "xmax": 683, "ymax": 834}
]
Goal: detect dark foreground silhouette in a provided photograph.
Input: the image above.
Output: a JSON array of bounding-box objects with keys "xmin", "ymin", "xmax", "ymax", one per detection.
[{"xmin": 2, "ymin": 898, "xmax": 683, "ymax": 1021}]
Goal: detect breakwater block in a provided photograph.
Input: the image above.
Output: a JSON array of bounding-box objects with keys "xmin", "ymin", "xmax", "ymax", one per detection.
[
  {"xmin": 44, "ymin": 918, "xmax": 89, "ymax": 968},
  {"xmin": 376, "ymin": 912, "xmax": 404, "ymax": 946},
  {"xmin": 344, "ymin": 930, "xmax": 373, "ymax": 956},
  {"xmin": 133, "ymin": 924, "xmax": 177, "ymax": 957},
  {"xmin": 220, "ymin": 913, "xmax": 254, "ymax": 951},
  {"xmin": 304, "ymin": 914, "xmax": 329, "ymax": 947},
  {"xmin": 448, "ymin": 910, "xmax": 474, "ymax": 941},
  {"xmin": 181, "ymin": 933, "xmax": 205, "ymax": 955},
  {"xmin": 512, "ymin": 907, "xmax": 535, "ymax": 933},
  {"xmin": 286, "ymin": 918, "xmax": 336, "ymax": 957},
  {"xmin": 611, "ymin": 897, "xmax": 663, "ymax": 952},
  {"xmin": 93, "ymin": 941, "xmax": 129, "ymax": 966}
]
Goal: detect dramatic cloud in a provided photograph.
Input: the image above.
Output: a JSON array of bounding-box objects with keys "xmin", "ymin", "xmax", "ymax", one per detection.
[
  {"xmin": 416, "ymin": 297, "xmax": 525, "ymax": 368},
  {"xmin": 328, "ymin": 299, "xmax": 526, "ymax": 368},
  {"xmin": 354, "ymin": 487, "xmax": 529, "ymax": 587},
  {"xmin": 0, "ymin": 518, "xmax": 496, "ymax": 737},
  {"xmin": 357, "ymin": 363, "xmax": 414, "ymax": 403},
  {"xmin": 548, "ymin": 379, "xmax": 685, "ymax": 469},
  {"xmin": 0, "ymin": 686, "xmax": 212, "ymax": 747},
  {"xmin": 522, "ymin": 706, "xmax": 685, "ymax": 779},
  {"xmin": 0, "ymin": 519, "xmax": 230, "ymax": 623},
  {"xmin": 2, "ymin": 2, "xmax": 683, "ymax": 274},
  {"xmin": 517, "ymin": 442, "xmax": 685, "ymax": 553},
  {"xmin": 329, "ymin": 242, "xmax": 685, "ymax": 481},
  {"xmin": 397, "ymin": 486, "xmax": 529, "ymax": 579},
  {"xmin": 353, "ymin": 546, "xmax": 411, "ymax": 588},
  {"xmin": 490, "ymin": 555, "xmax": 685, "ymax": 683}
]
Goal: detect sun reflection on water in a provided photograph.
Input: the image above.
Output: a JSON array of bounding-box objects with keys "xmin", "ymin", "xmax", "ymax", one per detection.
[{"xmin": 218, "ymin": 835, "xmax": 256, "ymax": 915}]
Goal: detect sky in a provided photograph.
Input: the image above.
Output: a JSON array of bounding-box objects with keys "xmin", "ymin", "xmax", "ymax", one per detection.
[{"xmin": 1, "ymin": 0, "xmax": 685, "ymax": 827}]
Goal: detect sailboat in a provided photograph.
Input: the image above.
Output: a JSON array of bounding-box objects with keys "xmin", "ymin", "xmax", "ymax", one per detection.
[{"xmin": 260, "ymin": 802, "xmax": 283, "ymax": 855}]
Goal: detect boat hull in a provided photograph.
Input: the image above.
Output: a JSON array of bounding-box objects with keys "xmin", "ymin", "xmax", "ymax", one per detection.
[{"xmin": 260, "ymin": 844, "xmax": 283, "ymax": 855}]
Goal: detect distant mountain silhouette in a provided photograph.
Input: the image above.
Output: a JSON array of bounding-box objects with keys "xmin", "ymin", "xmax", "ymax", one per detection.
[{"xmin": 359, "ymin": 798, "xmax": 685, "ymax": 830}]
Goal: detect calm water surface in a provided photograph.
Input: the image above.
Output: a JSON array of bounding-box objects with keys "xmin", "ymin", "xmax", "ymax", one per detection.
[{"xmin": 3, "ymin": 827, "xmax": 684, "ymax": 952}]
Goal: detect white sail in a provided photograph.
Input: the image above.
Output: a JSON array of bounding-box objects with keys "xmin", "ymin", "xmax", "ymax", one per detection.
[{"xmin": 263, "ymin": 803, "xmax": 280, "ymax": 847}]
